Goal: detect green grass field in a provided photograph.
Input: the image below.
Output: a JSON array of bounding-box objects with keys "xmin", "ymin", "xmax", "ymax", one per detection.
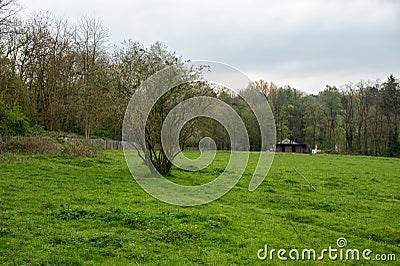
[{"xmin": 1, "ymin": 151, "xmax": 399, "ymax": 265}]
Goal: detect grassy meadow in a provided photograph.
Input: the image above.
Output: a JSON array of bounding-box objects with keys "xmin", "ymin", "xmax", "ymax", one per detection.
[{"xmin": 0, "ymin": 151, "xmax": 399, "ymax": 265}]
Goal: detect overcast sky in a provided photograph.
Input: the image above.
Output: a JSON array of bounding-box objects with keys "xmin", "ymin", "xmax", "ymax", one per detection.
[{"xmin": 19, "ymin": 0, "xmax": 400, "ymax": 94}]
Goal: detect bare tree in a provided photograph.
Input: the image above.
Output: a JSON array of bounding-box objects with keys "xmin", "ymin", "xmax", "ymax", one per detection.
[
  {"xmin": 0, "ymin": 0, "xmax": 20, "ymax": 33},
  {"xmin": 75, "ymin": 16, "xmax": 109, "ymax": 139},
  {"xmin": 255, "ymin": 79, "xmax": 270, "ymax": 96},
  {"xmin": 341, "ymin": 83, "xmax": 356, "ymax": 153}
]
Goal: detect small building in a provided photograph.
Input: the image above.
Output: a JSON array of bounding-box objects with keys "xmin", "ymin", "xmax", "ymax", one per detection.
[{"xmin": 276, "ymin": 139, "xmax": 309, "ymax": 153}]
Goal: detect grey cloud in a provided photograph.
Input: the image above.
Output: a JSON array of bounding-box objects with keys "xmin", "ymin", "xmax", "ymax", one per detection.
[{"xmin": 19, "ymin": 0, "xmax": 400, "ymax": 92}]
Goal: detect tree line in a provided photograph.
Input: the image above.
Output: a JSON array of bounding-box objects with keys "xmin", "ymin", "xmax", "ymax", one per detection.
[
  {"xmin": 0, "ymin": 2, "xmax": 189, "ymax": 140},
  {"xmin": 1, "ymin": 0, "xmax": 399, "ymax": 158},
  {"xmin": 217, "ymin": 79, "xmax": 400, "ymax": 157}
]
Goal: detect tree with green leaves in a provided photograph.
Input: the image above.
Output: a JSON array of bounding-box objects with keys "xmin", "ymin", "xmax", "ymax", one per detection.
[
  {"xmin": 302, "ymin": 94, "xmax": 322, "ymax": 149},
  {"xmin": 380, "ymin": 75, "xmax": 400, "ymax": 156},
  {"xmin": 319, "ymin": 85, "xmax": 343, "ymax": 151},
  {"xmin": 121, "ymin": 43, "xmax": 215, "ymax": 175}
]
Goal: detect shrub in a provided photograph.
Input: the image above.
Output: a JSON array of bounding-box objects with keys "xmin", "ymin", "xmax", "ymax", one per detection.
[
  {"xmin": 0, "ymin": 137, "xmax": 62, "ymax": 154},
  {"xmin": 0, "ymin": 136, "xmax": 104, "ymax": 157},
  {"xmin": 61, "ymin": 142, "xmax": 103, "ymax": 158},
  {"xmin": 0, "ymin": 102, "xmax": 30, "ymax": 136}
]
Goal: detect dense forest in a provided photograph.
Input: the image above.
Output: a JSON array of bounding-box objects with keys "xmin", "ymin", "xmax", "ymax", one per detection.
[{"xmin": 1, "ymin": 0, "xmax": 399, "ymax": 157}]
